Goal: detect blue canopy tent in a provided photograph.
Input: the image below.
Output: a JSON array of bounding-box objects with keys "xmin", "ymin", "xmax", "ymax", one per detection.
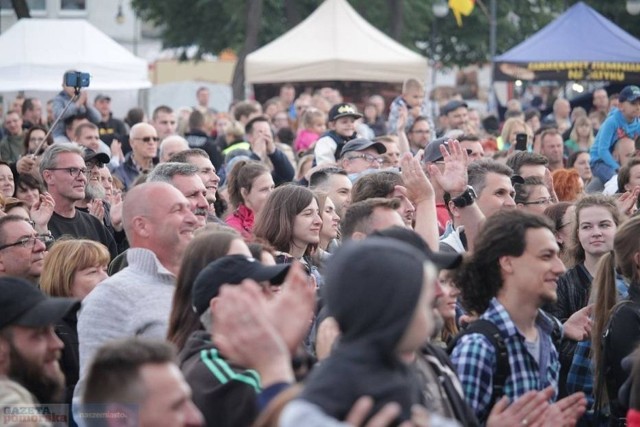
[{"xmin": 493, "ymin": 2, "xmax": 640, "ymax": 83}]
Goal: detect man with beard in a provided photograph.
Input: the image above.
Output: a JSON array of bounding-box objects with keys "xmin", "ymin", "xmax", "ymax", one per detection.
[
  {"xmin": 0, "ymin": 277, "xmax": 79, "ymax": 407},
  {"xmin": 40, "ymin": 143, "xmax": 118, "ymax": 259},
  {"xmin": 450, "ymin": 210, "xmax": 587, "ymax": 424}
]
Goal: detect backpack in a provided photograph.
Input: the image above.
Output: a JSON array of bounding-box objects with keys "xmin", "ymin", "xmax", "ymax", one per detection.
[{"xmin": 447, "ymin": 320, "xmax": 509, "ymax": 410}]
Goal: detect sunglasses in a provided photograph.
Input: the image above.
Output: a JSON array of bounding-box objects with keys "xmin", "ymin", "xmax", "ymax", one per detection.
[{"xmin": 135, "ymin": 136, "xmax": 160, "ymax": 143}]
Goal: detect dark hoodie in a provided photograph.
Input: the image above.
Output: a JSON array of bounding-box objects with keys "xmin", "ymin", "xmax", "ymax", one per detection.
[
  {"xmin": 179, "ymin": 330, "xmax": 260, "ymax": 427},
  {"xmin": 299, "ymin": 238, "xmax": 426, "ymax": 424}
]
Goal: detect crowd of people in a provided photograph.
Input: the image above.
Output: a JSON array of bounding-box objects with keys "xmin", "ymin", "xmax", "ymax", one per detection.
[{"xmin": 1, "ymin": 74, "xmax": 640, "ymax": 427}]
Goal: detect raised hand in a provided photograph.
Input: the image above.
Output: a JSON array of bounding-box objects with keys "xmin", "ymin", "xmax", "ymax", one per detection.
[
  {"xmin": 428, "ymin": 139, "xmax": 469, "ymax": 195},
  {"xmin": 211, "ymin": 280, "xmax": 294, "ymax": 386},
  {"xmin": 400, "ymin": 152, "xmax": 434, "ymax": 204},
  {"xmin": 615, "ymin": 186, "xmax": 640, "ymax": 218},
  {"xmin": 30, "ymin": 192, "xmax": 55, "ymax": 232},
  {"xmin": 264, "ymin": 261, "xmax": 316, "ymax": 353}
]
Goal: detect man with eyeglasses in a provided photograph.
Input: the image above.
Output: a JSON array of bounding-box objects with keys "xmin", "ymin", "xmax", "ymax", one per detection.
[
  {"xmin": 40, "ymin": 143, "xmax": 118, "ymax": 260},
  {"xmin": 0, "ymin": 215, "xmax": 52, "ymax": 283},
  {"xmin": 337, "ymin": 138, "xmax": 386, "ymax": 180},
  {"xmin": 113, "ymin": 123, "xmax": 160, "ymax": 190},
  {"xmin": 515, "ymin": 176, "xmax": 554, "ymax": 216},
  {"xmin": 407, "ymin": 116, "xmax": 432, "ymax": 155}
]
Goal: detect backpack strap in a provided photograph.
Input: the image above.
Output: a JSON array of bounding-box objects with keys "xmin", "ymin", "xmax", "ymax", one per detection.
[{"xmin": 448, "ymin": 319, "xmax": 510, "ymax": 410}]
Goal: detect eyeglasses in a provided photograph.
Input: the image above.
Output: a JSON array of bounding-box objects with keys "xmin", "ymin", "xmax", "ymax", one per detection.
[
  {"xmin": 134, "ymin": 136, "xmax": 160, "ymax": 143},
  {"xmin": 411, "ymin": 129, "xmax": 431, "ymax": 134},
  {"xmin": 522, "ymin": 197, "xmax": 553, "ymax": 206},
  {"xmin": 346, "ymin": 153, "xmax": 384, "ymax": 165},
  {"xmin": 47, "ymin": 167, "xmax": 87, "ymax": 178},
  {"xmin": 0, "ymin": 233, "xmax": 54, "ymax": 251}
]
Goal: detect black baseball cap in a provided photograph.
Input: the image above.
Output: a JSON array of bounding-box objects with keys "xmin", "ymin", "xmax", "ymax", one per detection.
[
  {"xmin": 340, "ymin": 138, "xmax": 387, "ymax": 158},
  {"xmin": 423, "ymin": 137, "xmax": 472, "ymax": 163},
  {"xmin": 192, "ymin": 255, "xmax": 291, "ymax": 315},
  {"xmin": 370, "ymin": 226, "xmax": 462, "ymax": 270},
  {"xmin": 83, "ymin": 148, "xmax": 110, "ymax": 166},
  {"xmin": 328, "ymin": 103, "xmax": 363, "ymax": 122},
  {"xmin": 0, "ymin": 277, "xmax": 79, "ymax": 330},
  {"xmin": 441, "ymin": 100, "xmax": 468, "ymax": 116}
]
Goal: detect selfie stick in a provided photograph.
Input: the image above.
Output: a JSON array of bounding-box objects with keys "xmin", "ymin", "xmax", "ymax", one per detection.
[{"xmin": 31, "ymin": 86, "xmax": 82, "ymax": 159}]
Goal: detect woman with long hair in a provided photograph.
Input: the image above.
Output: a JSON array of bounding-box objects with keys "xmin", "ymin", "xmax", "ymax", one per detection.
[
  {"xmin": 224, "ymin": 159, "xmax": 274, "ymax": 240},
  {"xmin": 166, "ymin": 227, "xmax": 251, "ymax": 351},
  {"xmin": 549, "ymin": 195, "xmax": 619, "ymax": 399},
  {"xmin": 312, "ymin": 190, "xmax": 340, "ymax": 257},
  {"xmin": 500, "ymin": 117, "xmax": 532, "ymax": 150},
  {"xmin": 39, "ymin": 239, "xmax": 110, "ymax": 405},
  {"xmin": 434, "ymin": 268, "xmax": 460, "ymax": 347},
  {"xmin": 254, "ymin": 185, "xmax": 322, "ymax": 279},
  {"xmin": 565, "ymin": 116, "xmax": 594, "ymax": 155},
  {"xmin": 592, "ymin": 216, "xmax": 640, "ymax": 422}
]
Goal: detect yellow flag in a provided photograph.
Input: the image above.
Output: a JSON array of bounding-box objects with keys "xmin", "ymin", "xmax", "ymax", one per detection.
[{"xmin": 449, "ymin": 0, "xmax": 475, "ymax": 27}]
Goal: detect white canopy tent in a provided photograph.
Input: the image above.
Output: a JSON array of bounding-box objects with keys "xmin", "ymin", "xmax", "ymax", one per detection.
[
  {"xmin": 245, "ymin": 0, "xmax": 428, "ymax": 84},
  {"xmin": 0, "ymin": 18, "xmax": 151, "ymax": 91}
]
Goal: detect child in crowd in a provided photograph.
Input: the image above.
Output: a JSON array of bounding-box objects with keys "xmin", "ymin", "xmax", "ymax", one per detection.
[
  {"xmin": 313, "ymin": 103, "xmax": 361, "ymax": 165},
  {"xmin": 294, "ymin": 107, "xmax": 327, "ymax": 153},
  {"xmin": 387, "ymin": 78, "xmax": 427, "ymax": 134},
  {"xmin": 590, "ymin": 85, "xmax": 640, "ymax": 183}
]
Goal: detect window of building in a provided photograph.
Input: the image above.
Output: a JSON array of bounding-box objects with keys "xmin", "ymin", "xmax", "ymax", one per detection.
[
  {"xmin": 0, "ymin": 0, "xmax": 46, "ymax": 10},
  {"xmin": 61, "ymin": 0, "xmax": 86, "ymax": 10}
]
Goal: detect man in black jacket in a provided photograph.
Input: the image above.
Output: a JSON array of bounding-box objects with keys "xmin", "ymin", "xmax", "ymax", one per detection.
[{"xmin": 180, "ymin": 255, "xmax": 291, "ymax": 427}]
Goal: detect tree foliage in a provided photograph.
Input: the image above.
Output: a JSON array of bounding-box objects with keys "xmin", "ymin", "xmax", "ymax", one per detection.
[{"xmin": 131, "ymin": 0, "xmax": 640, "ymax": 96}]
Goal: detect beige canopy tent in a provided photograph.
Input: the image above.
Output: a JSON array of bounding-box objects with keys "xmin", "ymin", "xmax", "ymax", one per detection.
[{"xmin": 245, "ymin": 0, "xmax": 428, "ymax": 84}]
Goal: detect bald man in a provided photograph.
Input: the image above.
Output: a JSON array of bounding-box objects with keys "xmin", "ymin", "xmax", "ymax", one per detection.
[
  {"xmin": 77, "ymin": 182, "xmax": 198, "ymax": 398},
  {"xmin": 159, "ymin": 135, "xmax": 190, "ymax": 163},
  {"xmin": 113, "ymin": 123, "xmax": 159, "ymax": 190}
]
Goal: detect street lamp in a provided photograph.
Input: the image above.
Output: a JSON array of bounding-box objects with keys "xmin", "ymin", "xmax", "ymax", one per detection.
[
  {"xmin": 433, "ymin": 0, "xmax": 449, "ymax": 19},
  {"xmin": 627, "ymin": 0, "xmax": 640, "ymax": 15},
  {"xmin": 115, "ymin": 0, "xmax": 125, "ymax": 24},
  {"xmin": 431, "ymin": 0, "xmax": 449, "ymax": 118}
]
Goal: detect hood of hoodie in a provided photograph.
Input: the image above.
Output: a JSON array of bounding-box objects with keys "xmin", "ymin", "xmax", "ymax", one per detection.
[{"xmin": 322, "ymin": 237, "xmax": 426, "ymax": 360}]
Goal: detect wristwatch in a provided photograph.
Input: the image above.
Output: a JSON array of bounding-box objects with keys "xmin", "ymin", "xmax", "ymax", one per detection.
[{"xmin": 451, "ymin": 186, "xmax": 477, "ymax": 208}]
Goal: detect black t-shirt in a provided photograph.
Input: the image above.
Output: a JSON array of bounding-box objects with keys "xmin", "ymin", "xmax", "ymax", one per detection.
[{"xmin": 48, "ymin": 210, "xmax": 118, "ymax": 259}]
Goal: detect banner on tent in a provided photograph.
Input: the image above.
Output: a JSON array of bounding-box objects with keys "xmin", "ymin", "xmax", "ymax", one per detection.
[{"xmin": 493, "ymin": 61, "xmax": 640, "ymax": 83}]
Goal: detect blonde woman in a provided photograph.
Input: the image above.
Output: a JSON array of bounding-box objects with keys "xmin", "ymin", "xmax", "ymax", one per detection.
[{"xmin": 40, "ymin": 239, "xmax": 110, "ymax": 405}]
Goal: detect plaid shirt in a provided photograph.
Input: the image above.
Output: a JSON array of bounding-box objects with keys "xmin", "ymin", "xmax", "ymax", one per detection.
[
  {"xmin": 451, "ymin": 298, "xmax": 559, "ymax": 422},
  {"xmin": 566, "ymin": 278, "xmax": 628, "ymax": 421}
]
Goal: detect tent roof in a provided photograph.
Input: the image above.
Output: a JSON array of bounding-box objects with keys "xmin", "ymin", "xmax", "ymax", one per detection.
[
  {"xmin": 245, "ymin": 0, "xmax": 427, "ymax": 84},
  {"xmin": 495, "ymin": 2, "xmax": 640, "ymax": 63},
  {"xmin": 0, "ymin": 19, "xmax": 150, "ymax": 91}
]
